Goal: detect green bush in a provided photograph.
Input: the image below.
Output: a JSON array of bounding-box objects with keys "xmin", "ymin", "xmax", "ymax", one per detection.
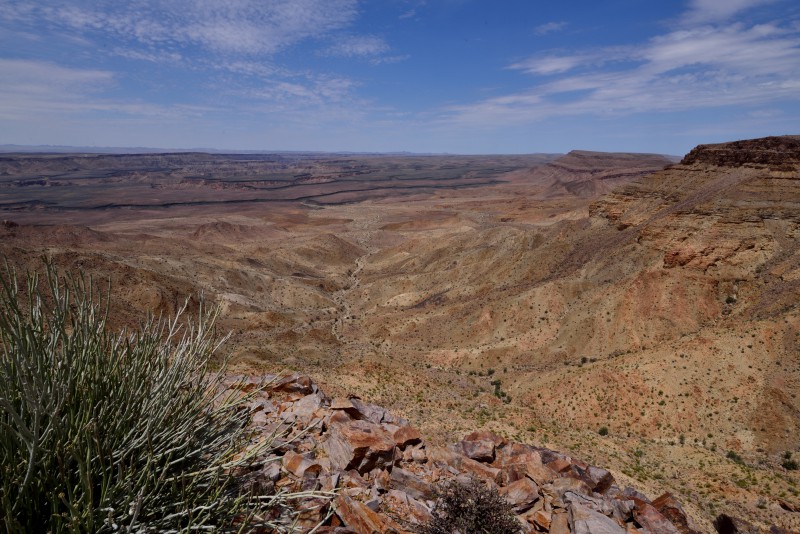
[
  {"xmin": 0, "ymin": 263, "xmax": 301, "ymax": 532},
  {"xmin": 726, "ymin": 450, "xmax": 744, "ymax": 464},
  {"xmin": 417, "ymin": 477, "xmax": 522, "ymax": 534},
  {"xmin": 782, "ymin": 459, "xmax": 799, "ymax": 471}
]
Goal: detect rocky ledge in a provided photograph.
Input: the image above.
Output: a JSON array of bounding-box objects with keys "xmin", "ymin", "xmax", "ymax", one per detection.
[
  {"xmin": 222, "ymin": 373, "xmax": 721, "ymax": 533},
  {"xmin": 680, "ymin": 135, "xmax": 800, "ymax": 168}
]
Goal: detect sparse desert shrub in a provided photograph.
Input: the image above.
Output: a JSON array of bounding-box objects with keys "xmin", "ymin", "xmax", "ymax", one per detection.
[
  {"xmin": 0, "ymin": 263, "xmax": 303, "ymax": 533},
  {"xmin": 726, "ymin": 450, "xmax": 744, "ymax": 464},
  {"xmin": 598, "ymin": 426, "xmax": 609, "ymax": 436},
  {"xmin": 417, "ymin": 477, "xmax": 522, "ymax": 534},
  {"xmin": 782, "ymin": 458, "xmax": 799, "ymax": 471}
]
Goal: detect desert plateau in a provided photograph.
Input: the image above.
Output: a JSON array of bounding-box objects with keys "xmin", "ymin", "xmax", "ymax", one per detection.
[{"xmin": 2, "ymin": 135, "xmax": 799, "ymax": 532}]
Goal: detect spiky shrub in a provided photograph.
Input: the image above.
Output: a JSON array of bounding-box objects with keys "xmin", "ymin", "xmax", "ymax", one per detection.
[
  {"xmin": 417, "ymin": 477, "xmax": 522, "ymax": 534},
  {"xmin": 0, "ymin": 264, "xmax": 293, "ymax": 532}
]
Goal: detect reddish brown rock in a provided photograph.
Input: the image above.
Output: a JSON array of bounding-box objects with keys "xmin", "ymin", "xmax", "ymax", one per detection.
[
  {"xmin": 220, "ymin": 374, "xmax": 699, "ymax": 534},
  {"xmin": 386, "ymin": 489, "xmax": 433, "ymax": 525},
  {"xmin": 464, "ymin": 430, "xmax": 507, "ymax": 448},
  {"xmin": 272, "ymin": 373, "xmax": 316, "ymax": 394},
  {"xmin": 331, "ymin": 397, "xmax": 355, "ymax": 410},
  {"xmin": 458, "ymin": 438, "xmax": 496, "ymax": 463},
  {"xmin": 334, "ymin": 494, "xmax": 401, "ymax": 534},
  {"xmin": 282, "ymin": 450, "xmax": 322, "ymax": 479},
  {"xmin": 633, "ymin": 502, "xmax": 680, "ymax": 534},
  {"xmin": 547, "ymin": 457, "xmax": 573, "ymax": 473},
  {"xmin": 652, "ymin": 493, "xmax": 700, "ymax": 534},
  {"xmin": 532, "ymin": 509, "xmax": 551, "ymax": 530},
  {"xmin": 500, "ymin": 477, "xmax": 540, "ymax": 513},
  {"xmin": 323, "ymin": 420, "xmax": 396, "ymax": 474},
  {"xmin": 427, "ymin": 446, "xmax": 501, "ymax": 480},
  {"xmin": 497, "ymin": 463, "xmax": 530, "ymax": 486},
  {"xmin": 551, "ymin": 512, "xmax": 570, "ymax": 534},
  {"xmin": 411, "ymin": 445, "xmax": 427, "ymax": 464},
  {"xmin": 584, "ymin": 466, "xmax": 616, "ymax": 494},
  {"xmin": 663, "ymin": 247, "xmax": 697, "ymax": 268},
  {"xmin": 392, "ymin": 425, "xmax": 422, "ymax": 448},
  {"xmin": 223, "ymin": 374, "xmax": 265, "ymax": 393}
]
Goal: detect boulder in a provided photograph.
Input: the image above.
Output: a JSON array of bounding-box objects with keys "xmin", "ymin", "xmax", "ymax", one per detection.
[
  {"xmin": 272, "ymin": 373, "xmax": 317, "ymax": 394},
  {"xmin": 348, "ymin": 396, "xmax": 407, "ymax": 424},
  {"xmin": 531, "ymin": 509, "xmax": 551, "ymax": 530},
  {"xmin": 458, "ymin": 439, "xmax": 496, "ymax": 463},
  {"xmin": 499, "ymin": 477, "xmax": 540, "ymax": 513},
  {"xmin": 280, "ymin": 393, "xmax": 325, "ymax": 425},
  {"xmin": 386, "ymin": 489, "xmax": 433, "ymax": 525},
  {"xmin": 389, "ymin": 467, "xmax": 436, "ymax": 501},
  {"xmin": 323, "ymin": 420, "xmax": 396, "ymax": 474},
  {"xmin": 651, "ymin": 493, "xmax": 700, "ymax": 534},
  {"xmin": 427, "ymin": 446, "xmax": 501, "ymax": 480},
  {"xmin": 713, "ymin": 514, "xmax": 761, "ymax": 534},
  {"xmin": 569, "ymin": 503, "xmax": 627, "ymax": 534},
  {"xmin": 584, "ymin": 466, "xmax": 616, "ymax": 494},
  {"xmin": 282, "ymin": 450, "xmax": 323, "ymax": 479},
  {"xmin": 633, "ymin": 502, "xmax": 681, "ymax": 534},
  {"xmin": 334, "ymin": 494, "xmax": 402, "ymax": 534},
  {"xmin": 550, "ymin": 512, "xmax": 570, "ymax": 534},
  {"xmin": 464, "ymin": 430, "xmax": 507, "ymax": 448},
  {"xmin": 392, "ymin": 425, "xmax": 422, "ymax": 448}
]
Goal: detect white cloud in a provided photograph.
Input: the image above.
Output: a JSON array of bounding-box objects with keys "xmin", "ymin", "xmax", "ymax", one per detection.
[
  {"xmin": 0, "ymin": 58, "xmax": 113, "ymax": 116},
  {"xmin": 0, "ymin": 58, "xmax": 208, "ymax": 121},
  {"xmin": 114, "ymin": 48, "xmax": 183, "ymax": 64},
  {"xmin": 323, "ymin": 35, "xmax": 390, "ymax": 57},
  {"xmin": 3, "ymin": 0, "xmax": 362, "ymax": 55},
  {"xmin": 682, "ymin": 0, "xmax": 777, "ymax": 24},
  {"xmin": 534, "ymin": 21, "xmax": 566, "ymax": 36},
  {"xmin": 509, "ymin": 47, "xmax": 633, "ymax": 75},
  {"xmin": 448, "ymin": 19, "xmax": 800, "ymax": 127}
]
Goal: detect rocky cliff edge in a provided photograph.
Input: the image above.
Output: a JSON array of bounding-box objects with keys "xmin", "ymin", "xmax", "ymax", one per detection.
[{"xmin": 223, "ymin": 373, "xmax": 778, "ymax": 534}]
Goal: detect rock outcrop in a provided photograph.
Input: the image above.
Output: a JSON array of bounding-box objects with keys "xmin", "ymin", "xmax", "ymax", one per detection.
[
  {"xmin": 229, "ymin": 373, "xmax": 705, "ymax": 533},
  {"xmin": 681, "ymin": 136, "xmax": 800, "ymax": 168}
]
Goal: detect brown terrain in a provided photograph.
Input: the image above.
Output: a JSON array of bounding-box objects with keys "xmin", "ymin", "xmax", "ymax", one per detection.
[{"xmin": 1, "ymin": 137, "xmax": 799, "ymax": 532}]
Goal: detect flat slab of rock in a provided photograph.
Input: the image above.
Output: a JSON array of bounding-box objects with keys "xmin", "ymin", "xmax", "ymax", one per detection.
[
  {"xmin": 389, "ymin": 467, "xmax": 435, "ymax": 501},
  {"xmin": 570, "ymin": 503, "xmax": 627, "ymax": 534}
]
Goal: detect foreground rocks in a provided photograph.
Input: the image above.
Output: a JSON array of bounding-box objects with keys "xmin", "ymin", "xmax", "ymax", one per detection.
[{"xmin": 228, "ymin": 374, "xmax": 753, "ymax": 533}]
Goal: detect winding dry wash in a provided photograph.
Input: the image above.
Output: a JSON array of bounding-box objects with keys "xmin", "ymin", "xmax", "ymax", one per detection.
[{"xmin": 2, "ymin": 136, "xmax": 800, "ymax": 532}]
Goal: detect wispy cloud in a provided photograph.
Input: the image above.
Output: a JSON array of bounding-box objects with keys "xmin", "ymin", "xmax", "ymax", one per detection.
[
  {"xmin": 534, "ymin": 21, "xmax": 566, "ymax": 36},
  {"xmin": 322, "ymin": 35, "xmax": 390, "ymax": 57},
  {"xmin": 509, "ymin": 47, "xmax": 632, "ymax": 75},
  {"xmin": 2, "ymin": 0, "xmax": 363, "ymax": 56},
  {"xmin": 0, "ymin": 0, "xmax": 387, "ymax": 129},
  {"xmin": 0, "ymin": 59, "xmax": 113, "ymax": 119},
  {"xmin": 113, "ymin": 48, "xmax": 183, "ymax": 64},
  {"xmin": 0, "ymin": 58, "xmax": 195, "ymax": 120},
  {"xmin": 682, "ymin": 0, "xmax": 777, "ymax": 24},
  {"xmin": 448, "ymin": 10, "xmax": 800, "ymax": 127}
]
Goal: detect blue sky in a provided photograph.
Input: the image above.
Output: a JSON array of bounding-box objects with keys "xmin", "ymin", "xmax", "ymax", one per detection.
[{"xmin": 1, "ymin": 0, "xmax": 798, "ymax": 155}]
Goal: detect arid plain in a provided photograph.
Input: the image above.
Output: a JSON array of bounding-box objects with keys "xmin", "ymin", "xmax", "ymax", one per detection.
[{"xmin": 2, "ymin": 138, "xmax": 799, "ymax": 531}]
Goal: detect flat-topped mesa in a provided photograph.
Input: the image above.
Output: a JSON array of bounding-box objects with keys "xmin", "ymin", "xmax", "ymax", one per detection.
[{"xmin": 680, "ymin": 135, "xmax": 800, "ymax": 168}]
